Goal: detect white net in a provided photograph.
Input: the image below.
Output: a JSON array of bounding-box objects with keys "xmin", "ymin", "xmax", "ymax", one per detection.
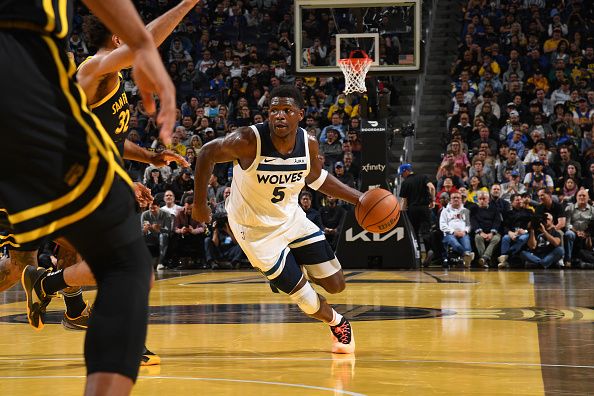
[{"xmin": 338, "ymin": 58, "xmax": 372, "ymax": 95}]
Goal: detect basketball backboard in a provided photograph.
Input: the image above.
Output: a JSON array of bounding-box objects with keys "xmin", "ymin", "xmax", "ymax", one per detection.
[{"xmin": 294, "ymin": 0, "xmax": 421, "ymax": 75}]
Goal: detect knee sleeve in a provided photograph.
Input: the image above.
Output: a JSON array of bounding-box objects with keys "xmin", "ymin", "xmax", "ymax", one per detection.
[{"xmin": 289, "ymin": 281, "xmax": 321, "ymax": 315}]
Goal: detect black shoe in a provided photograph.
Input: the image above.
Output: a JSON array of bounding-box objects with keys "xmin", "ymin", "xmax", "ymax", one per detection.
[
  {"xmin": 422, "ymin": 250, "xmax": 434, "ymax": 267},
  {"xmin": 21, "ymin": 266, "xmax": 53, "ymax": 331},
  {"xmin": 330, "ymin": 318, "xmax": 355, "ymax": 354},
  {"xmin": 269, "ymin": 282, "xmax": 280, "ymax": 293},
  {"xmin": 62, "ymin": 302, "xmax": 92, "ymax": 331}
]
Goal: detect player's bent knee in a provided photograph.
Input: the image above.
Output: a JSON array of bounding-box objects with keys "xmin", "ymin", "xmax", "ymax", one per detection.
[
  {"xmin": 289, "ymin": 282, "xmax": 320, "ymax": 315},
  {"xmin": 267, "ymin": 250, "xmax": 303, "ymax": 294}
]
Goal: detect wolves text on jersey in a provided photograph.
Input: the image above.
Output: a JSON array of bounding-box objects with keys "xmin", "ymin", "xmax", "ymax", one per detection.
[{"xmin": 256, "ymin": 172, "xmax": 304, "ymax": 184}]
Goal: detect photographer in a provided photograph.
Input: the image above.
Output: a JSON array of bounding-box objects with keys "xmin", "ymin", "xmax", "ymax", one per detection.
[
  {"xmin": 564, "ymin": 190, "xmax": 594, "ymax": 266},
  {"xmin": 204, "ymin": 214, "xmax": 245, "ymax": 269},
  {"xmin": 520, "ymin": 212, "xmax": 564, "ymax": 269}
]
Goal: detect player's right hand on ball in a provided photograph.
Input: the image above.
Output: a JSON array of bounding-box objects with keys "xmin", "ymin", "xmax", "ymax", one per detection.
[{"xmin": 192, "ymin": 204, "xmax": 212, "ymax": 223}]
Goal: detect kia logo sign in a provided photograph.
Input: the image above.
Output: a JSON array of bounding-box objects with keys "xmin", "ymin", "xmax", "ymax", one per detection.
[{"xmin": 345, "ymin": 227, "xmax": 404, "ymax": 242}]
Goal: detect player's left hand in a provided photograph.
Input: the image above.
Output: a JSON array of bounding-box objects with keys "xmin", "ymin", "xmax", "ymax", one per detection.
[
  {"xmin": 151, "ymin": 149, "xmax": 190, "ymax": 167},
  {"xmin": 134, "ymin": 182, "xmax": 154, "ymax": 207}
]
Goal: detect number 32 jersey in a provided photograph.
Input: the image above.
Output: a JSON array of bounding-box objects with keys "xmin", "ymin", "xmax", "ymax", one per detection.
[
  {"xmin": 226, "ymin": 122, "xmax": 311, "ymax": 228},
  {"xmin": 89, "ymin": 74, "xmax": 130, "ymax": 155}
]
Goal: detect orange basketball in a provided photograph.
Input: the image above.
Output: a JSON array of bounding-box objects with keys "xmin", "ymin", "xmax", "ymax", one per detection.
[{"xmin": 355, "ymin": 188, "xmax": 400, "ymax": 234}]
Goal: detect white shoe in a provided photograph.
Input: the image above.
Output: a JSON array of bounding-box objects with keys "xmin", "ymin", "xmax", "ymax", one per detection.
[
  {"xmin": 331, "ymin": 319, "xmax": 355, "ymax": 354},
  {"xmin": 463, "ymin": 252, "xmax": 474, "ymax": 268},
  {"xmin": 498, "ymin": 255, "xmax": 508, "ymax": 263},
  {"xmin": 498, "ymin": 261, "xmax": 509, "ymax": 269},
  {"xmin": 156, "ymin": 264, "xmax": 165, "ymax": 271}
]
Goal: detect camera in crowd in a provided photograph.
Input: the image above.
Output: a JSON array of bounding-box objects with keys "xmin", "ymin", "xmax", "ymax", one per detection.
[
  {"xmin": 529, "ymin": 214, "xmax": 547, "ymax": 230},
  {"xmin": 213, "ymin": 212, "xmax": 228, "ymax": 230}
]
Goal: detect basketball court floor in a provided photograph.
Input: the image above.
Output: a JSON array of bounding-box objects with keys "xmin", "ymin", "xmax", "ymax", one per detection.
[{"xmin": 1, "ymin": 269, "xmax": 593, "ymax": 395}]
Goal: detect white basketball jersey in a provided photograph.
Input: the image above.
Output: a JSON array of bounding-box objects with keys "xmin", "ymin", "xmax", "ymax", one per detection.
[{"xmin": 226, "ymin": 122, "xmax": 310, "ymax": 228}]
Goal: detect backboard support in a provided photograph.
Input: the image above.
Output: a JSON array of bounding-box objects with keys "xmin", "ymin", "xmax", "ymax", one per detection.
[{"xmin": 294, "ymin": 0, "xmax": 421, "ymax": 75}]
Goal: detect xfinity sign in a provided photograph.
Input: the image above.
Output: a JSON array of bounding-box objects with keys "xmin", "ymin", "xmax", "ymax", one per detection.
[
  {"xmin": 345, "ymin": 227, "xmax": 404, "ymax": 242},
  {"xmin": 361, "ymin": 163, "xmax": 386, "ymax": 172}
]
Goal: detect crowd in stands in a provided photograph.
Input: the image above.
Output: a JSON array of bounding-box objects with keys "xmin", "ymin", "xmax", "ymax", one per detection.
[
  {"xmin": 65, "ymin": 0, "xmax": 368, "ymax": 270},
  {"xmin": 432, "ymin": 0, "xmax": 594, "ymax": 269}
]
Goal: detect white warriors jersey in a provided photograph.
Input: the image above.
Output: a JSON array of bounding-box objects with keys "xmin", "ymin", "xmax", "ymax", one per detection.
[{"xmin": 226, "ymin": 122, "xmax": 311, "ymax": 228}]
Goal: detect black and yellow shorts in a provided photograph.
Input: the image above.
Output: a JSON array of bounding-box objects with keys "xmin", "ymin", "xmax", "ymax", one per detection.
[{"xmin": 0, "ymin": 30, "xmax": 136, "ymax": 250}]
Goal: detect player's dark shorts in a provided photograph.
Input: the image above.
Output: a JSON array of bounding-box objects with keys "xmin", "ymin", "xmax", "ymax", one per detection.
[{"xmin": 0, "ymin": 29, "xmax": 137, "ymax": 250}]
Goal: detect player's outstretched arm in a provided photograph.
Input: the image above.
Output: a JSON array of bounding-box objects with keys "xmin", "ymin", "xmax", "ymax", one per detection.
[
  {"xmin": 192, "ymin": 127, "xmax": 257, "ymax": 222},
  {"xmin": 305, "ymin": 136, "xmax": 362, "ymax": 205},
  {"xmin": 83, "ymin": 0, "xmax": 176, "ymax": 143},
  {"xmin": 122, "ymin": 140, "xmax": 189, "ymax": 167},
  {"xmin": 79, "ymin": 0, "xmax": 200, "ymax": 80}
]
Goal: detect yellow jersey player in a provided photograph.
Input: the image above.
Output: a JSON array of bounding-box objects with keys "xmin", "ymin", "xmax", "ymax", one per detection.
[
  {"xmin": 19, "ymin": 0, "xmax": 198, "ymax": 367},
  {"xmin": 0, "ymin": 0, "xmax": 175, "ymax": 394}
]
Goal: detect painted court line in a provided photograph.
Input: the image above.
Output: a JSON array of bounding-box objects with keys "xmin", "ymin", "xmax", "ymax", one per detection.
[
  {"xmin": 1, "ymin": 356, "xmax": 593, "ymax": 370},
  {"xmin": 0, "ymin": 375, "xmax": 366, "ymax": 395}
]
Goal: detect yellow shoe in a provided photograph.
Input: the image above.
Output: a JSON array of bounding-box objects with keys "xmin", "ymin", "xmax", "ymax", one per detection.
[{"xmin": 141, "ymin": 347, "xmax": 161, "ymax": 366}]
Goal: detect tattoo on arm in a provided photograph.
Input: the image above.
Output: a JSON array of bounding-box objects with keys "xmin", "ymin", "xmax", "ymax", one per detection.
[{"xmin": 57, "ymin": 247, "xmax": 79, "ymax": 270}]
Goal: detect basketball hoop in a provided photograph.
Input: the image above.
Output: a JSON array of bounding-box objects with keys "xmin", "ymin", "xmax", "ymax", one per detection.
[{"xmin": 338, "ymin": 50, "xmax": 372, "ymax": 95}]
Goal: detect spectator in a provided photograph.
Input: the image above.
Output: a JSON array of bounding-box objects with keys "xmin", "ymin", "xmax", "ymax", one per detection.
[
  {"xmin": 471, "ymin": 191, "xmax": 502, "ymax": 268},
  {"xmin": 469, "ymin": 158, "xmax": 494, "ymax": 187},
  {"xmin": 564, "ymin": 189, "xmax": 594, "ymax": 267},
  {"xmin": 167, "ymin": 169, "xmax": 194, "ymax": 201},
  {"xmin": 141, "ymin": 200, "xmax": 171, "ymax": 270},
  {"xmin": 535, "ymin": 189, "xmax": 566, "ymax": 233},
  {"xmin": 145, "ymin": 168, "xmax": 167, "ymax": 196},
  {"xmin": 319, "ymin": 128, "xmax": 343, "ymax": 166},
  {"xmin": 498, "ymin": 194, "xmax": 532, "ymax": 269},
  {"xmin": 524, "ymin": 160, "xmax": 554, "ymax": 197},
  {"xmin": 521, "ymin": 212, "xmax": 564, "ymax": 269},
  {"xmin": 319, "ymin": 112, "xmax": 346, "ymax": 143},
  {"xmin": 497, "ymin": 148, "xmax": 525, "ymax": 182},
  {"xmin": 320, "ymin": 197, "xmax": 346, "ymax": 250},
  {"xmin": 204, "ymin": 214, "xmax": 245, "ymax": 269},
  {"xmin": 439, "ymin": 191, "xmax": 474, "ymax": 267},
  {"xmin": 172, "ymin": 196, "xmax": 207, "ymax": 268},
  {"xmin": 501, "ymin": 170, "xmax": 527, "ymax": 201},
  {"xmin": 299, "ymin": 191, "xmax": 323, "ymax": 230},
  {"xmin": 161, "ymin": 190, "xmax": 182, "ymax": 216},
  {"xmin": 334, "ymin": 161, "xmax": 355, "ymax": 188}
]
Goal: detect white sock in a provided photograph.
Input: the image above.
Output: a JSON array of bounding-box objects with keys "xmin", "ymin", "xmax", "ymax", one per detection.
[{"xmin": 328, "ymin": 310, "xmax": 343, "ymax": 326}]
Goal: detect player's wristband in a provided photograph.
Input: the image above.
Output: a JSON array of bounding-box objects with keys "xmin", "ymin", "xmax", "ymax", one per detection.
[{"xmin": 308, "ymin": 169, "xmax": 328, "ymax": 190}]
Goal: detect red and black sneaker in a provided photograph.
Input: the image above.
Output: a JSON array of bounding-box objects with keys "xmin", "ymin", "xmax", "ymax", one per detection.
[{"xmin": 330, "ymin": 318, "xmax": 355, "ymax": 354}]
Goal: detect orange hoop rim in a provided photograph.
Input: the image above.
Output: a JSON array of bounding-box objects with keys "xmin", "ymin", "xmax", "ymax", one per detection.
[{"xmin": 338, "ymin": 57, "xmax": 373, "ymax": 66}]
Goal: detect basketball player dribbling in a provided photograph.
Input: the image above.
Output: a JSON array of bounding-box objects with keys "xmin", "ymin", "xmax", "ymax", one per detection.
[
  {"xmin": 18, "ymin": 0, "xmax": 197, "ymax": 366},
  {"xmin": 0, "ymin": 0, "xmax": 175, "ymax": 394},
  {"xmin": 192, "ymin": 85, "xmax": 361, "ymax": 353}
]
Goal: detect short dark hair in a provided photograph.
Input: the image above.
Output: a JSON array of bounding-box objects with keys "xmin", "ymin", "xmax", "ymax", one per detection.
[
  {"xmin": 299, "ymin": 190, "xmax": 312, "ymax": 200},
  {"xmin": 183, "ymin": 195, "xmax": 194, "ymax": 205},
  {"xmin": 83, "ymin": 14, "xmax": 111, "ymax": 50},
  {"xmin": 270, "ymin": 85, "xmax": 305, "ymax": 109}
]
